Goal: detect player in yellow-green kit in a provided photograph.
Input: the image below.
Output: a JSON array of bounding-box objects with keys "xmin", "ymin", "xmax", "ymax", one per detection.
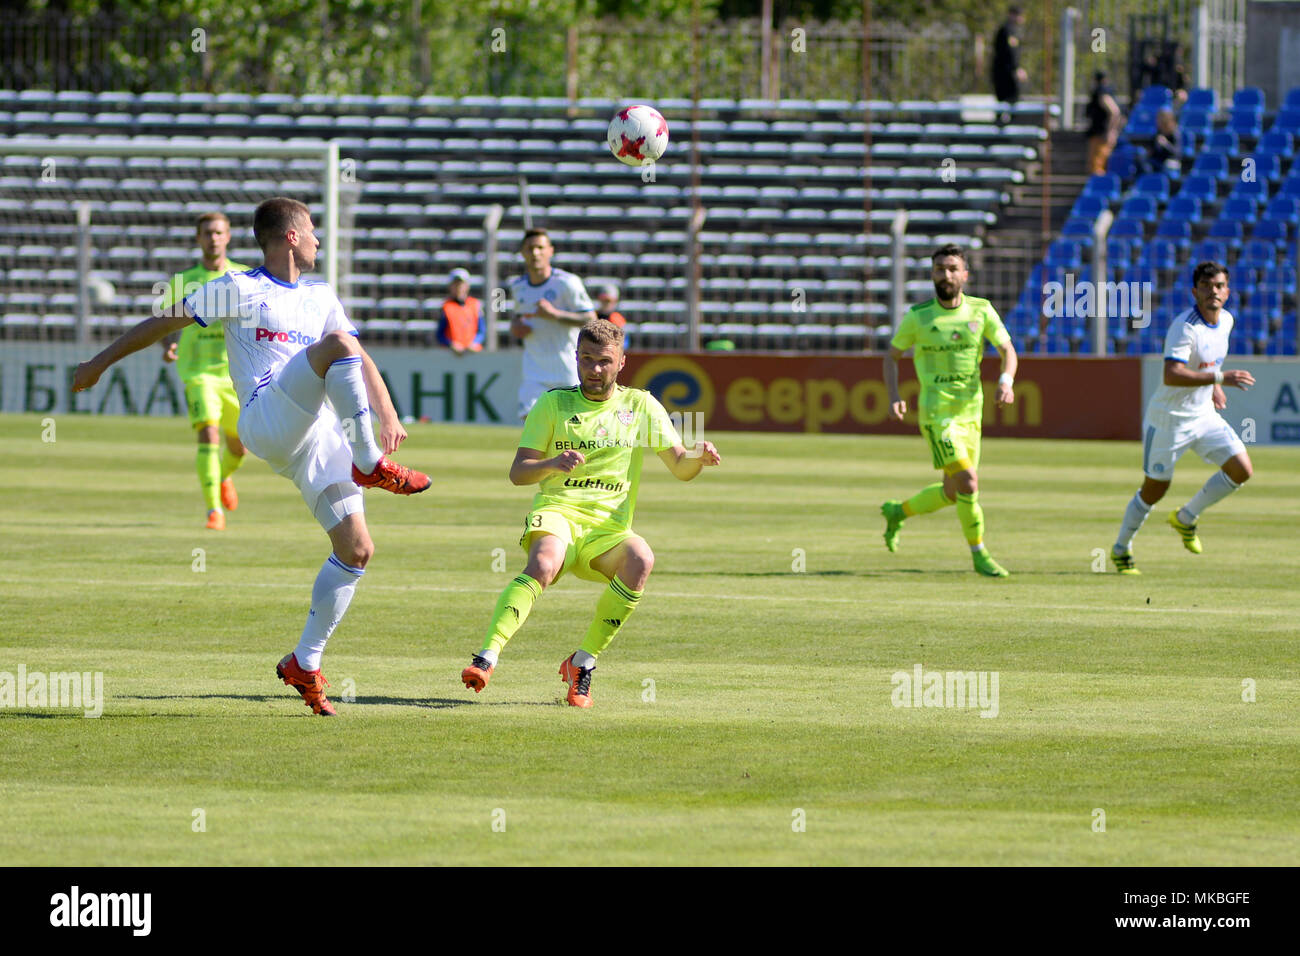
[
  {"xmin": 460, "ymin": 319, "xmax": 721, "ymax": 707},
  {"xmin": 881, "ymin": 243, "xmax": 1018, "ymax": 577},
  {"xmin": 158, "ymin": 212, "xmax": 252, "ymax": 530}
]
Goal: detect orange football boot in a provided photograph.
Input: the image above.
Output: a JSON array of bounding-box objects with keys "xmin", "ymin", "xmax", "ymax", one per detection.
[
  {"xmin": 220, "ymin": 478, "xmax": 238, "ymax": 511},
  {"xmin": 205, "ymin": 509, "xmax": 225, "ymax": 530},
  {"xmin": 558, "ymin": 654, "xmax": 594, "ymax": 708},
  {"xmin": 352, "ymin": 456, "xmax": 430, "ymax": 495},
  {"xmin": 461, "ymin": 655, "xmax": 495, "ymax": 693},
  {"xmin": 276, "ymin": 652, "xmax": 337, "ymax": 716}
]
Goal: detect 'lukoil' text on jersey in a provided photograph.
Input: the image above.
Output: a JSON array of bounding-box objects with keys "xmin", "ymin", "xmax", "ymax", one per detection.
[{"xmin": 183, "ymin": 266, "xmax": 357, "ymax": 407}]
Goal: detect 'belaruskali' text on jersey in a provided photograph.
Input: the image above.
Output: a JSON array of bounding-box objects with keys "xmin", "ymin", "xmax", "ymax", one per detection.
[
  {"xmin": 890, "ymin": 295, "xmax": 1011, "ymax": 427},
  {"xmin": 1147, "ymin": 306, "xmax": 1235, "ymax": 418},
  {"xmin": 182, "ymin": 267, "xmax": 358, "ymax": 407},
  {"xmin": 519, "ymin": 385, "xmax": 680, "ymax": 527}
]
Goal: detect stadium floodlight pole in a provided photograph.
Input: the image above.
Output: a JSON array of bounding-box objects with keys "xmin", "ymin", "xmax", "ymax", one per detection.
[
  {"xmin": 518, "ymin": 176, "xmax": 533, "ymax": 230},
  {"xmin": 1058, "ymin": 7, "xmax": 1078, "ymax": 131},
  {"xmin": 1092, "ymin": 208, "xmax": 1114, "ymax": 356},
  {"xmin": 889, "ymin": 209, "xmax": 907, "ymax": 342},
  {"xmin": 484, "ymin": 202, "xmax": 504, "ymax": 352},
  {"xmin": 1, "ymin": 137, "xmax": 341, "ymax": 288},
  {"xmin": 76, "ymin": 201, "xmax": 92, "ymax": 348}
]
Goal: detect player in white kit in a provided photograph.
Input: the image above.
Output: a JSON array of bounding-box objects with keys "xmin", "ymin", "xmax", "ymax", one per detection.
[
  {"xmin": 509, "ymin": 228, "xmax": 597, "ymax": 420},
  {"xmin": 73, "ymin": 197, "xmax": 430, "ymax": 715},
  {"xmin": 1110, "ymin": 262, "xmax": 1256, "ymax": 574}
]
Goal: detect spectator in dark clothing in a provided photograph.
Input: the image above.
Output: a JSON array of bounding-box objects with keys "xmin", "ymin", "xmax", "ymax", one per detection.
[
  {"xmin": 992, "ymin": 6, "xmax": 1028, "ymax": 124},
  {"xmin": 1085, "ymin": 71, "xmax": 1123, "ymax": 175},
  {"xmin": 1143, "ymin": 109, "xmax": 1182, "ymax": 175}
]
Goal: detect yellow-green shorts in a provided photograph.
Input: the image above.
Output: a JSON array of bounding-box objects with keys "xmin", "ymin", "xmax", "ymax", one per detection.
[
  {"xmin": 519, "ymin": 506, "xmax": 636, "ymax": 584},
  {"xmin": 921, "ymin": 419, "xmax": 981, "ymax": 474},
  {"xmin": 185, "ymin": 378, "xmax": 240, "ymax": 434}
]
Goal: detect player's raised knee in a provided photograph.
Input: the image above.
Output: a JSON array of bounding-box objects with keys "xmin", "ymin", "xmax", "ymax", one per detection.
[
  {"xmin": 622, "ymin": 541, "xmax": 655, "ymax": 587},
  {"xmin": 341, "ymin": 539, "xmax": 373, "ymax": 569}
]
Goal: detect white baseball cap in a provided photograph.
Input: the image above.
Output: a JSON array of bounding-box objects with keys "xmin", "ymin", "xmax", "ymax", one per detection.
[{"xmin": 449, "ymin": 268, "xmax": 471, "ymax": 283}]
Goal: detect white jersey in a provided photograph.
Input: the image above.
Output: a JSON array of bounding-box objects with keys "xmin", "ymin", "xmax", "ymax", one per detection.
[
  {"xmin": 183, "ymin": 266, "xmax": 357, "ymax": 407},
  {"xmin": 511, "ymin": 268, "xmax": 594, "ymax": 386},
  {"xmin": 1147, "ymin": 306, "xmax": 1234, "ymax": 419}
]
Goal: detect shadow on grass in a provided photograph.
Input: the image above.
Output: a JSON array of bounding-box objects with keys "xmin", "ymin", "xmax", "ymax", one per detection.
[{"xmin": 97, "ymin": 693, "xmax": 567, "ymax": 711}]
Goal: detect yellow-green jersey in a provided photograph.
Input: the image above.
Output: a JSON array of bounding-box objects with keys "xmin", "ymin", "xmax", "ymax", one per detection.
[
  {"xmin": 890, "ymin": 295, "xmax": 1011, "ymax": 427},
  {"xmin": 519, "ymin": 384, "xmax": 681, "ymax": 528},
  {"xmin": 159, "ymin": 260, "xmax": 252, "ymax": 383}
]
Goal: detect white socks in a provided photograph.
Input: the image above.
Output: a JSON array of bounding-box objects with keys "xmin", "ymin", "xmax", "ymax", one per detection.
[
  {"xmin": 294, "ymin": 554, "xmax": 365, "ymax": 671},
  {"xmin": 1114, "ymin": 491, "xmax": 1153, "ymax": 553},
  {"xmin": 324, "ymin": 356, "xmax": 382, "ymax": 473},
  {"xmin": 572, "ymin": 650, "xmax": 597, "ymax": 670},
  {"xmin": 1179, "ymin": 470, "xmax": 1241, "ymax": 525}
]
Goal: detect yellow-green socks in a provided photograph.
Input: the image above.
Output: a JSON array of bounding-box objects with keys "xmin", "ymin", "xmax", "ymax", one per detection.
[
  {"xmin": 197, "ymin": 443, "xmax": 221, "ymax": 512},
  {"xmin": 578, "ymin": 576, "xmax": 643, "ymax": 659},
  {"xmin": 481, "ymin": 574, "xmax": 543, "ymax": 657},
  {"xmin": 955, "ymin": 491, "xmax": 985, "ymax": 547},
  {"xmin": 220, "ymin": 444, "xmax": 245, "ymax": 480},
  {"xmin": 902, "ymin": 482, "xmax": 954, "ymax": 517}
]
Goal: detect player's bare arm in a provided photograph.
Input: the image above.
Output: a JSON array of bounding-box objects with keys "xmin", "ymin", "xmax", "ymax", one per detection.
[
  {"xmin": 995, "ymin": 341, "xmax": 1017, "ymax": 406},
  {"xmin": 1163, "ymin": 360, "xmax": 1254, "ymax": 390},
  {"xmin": 533, "ymin": 298, "xmax": 598, "ymax": 326},
  {"xmin": 358, "ymin": 346, "xmax": 406, "ymax": 454},
  {"xmin": 509, "ymin": 446, "xmax": 585, "ymax": 485},
  {"xmin": 884, "ymin": 346, "xmax": 907, "ymax": 420},
  {"xmin": 73, "ymin": 302, "xmax": 192, "ymax": 391},
  {"xmin": 658, "ymin": 441, "xmax": 721, "ymax": 481}
]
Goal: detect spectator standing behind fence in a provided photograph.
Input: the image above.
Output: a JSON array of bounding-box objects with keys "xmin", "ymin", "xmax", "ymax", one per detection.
[
  {"xmin": 992, "ymin": 6, "xmax": 1028, "ymax": 125},
  {"xmin": 437, "ymin": 268, "xmax": 485, "ymax": 354},
  {"xmin": 595, "ymin": 285, "xmax": 626, "ymax": 328},
  {"xmin": 1085, "ymin": 71, "xmax": 1123, "ymax": 176}
]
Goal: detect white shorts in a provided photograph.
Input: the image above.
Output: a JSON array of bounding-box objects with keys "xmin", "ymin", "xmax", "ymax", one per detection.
[
  {"xmin": 238, "ymin": 349, "xmax": 364, "ymax": 531},
  {"xmin": 518, "ymin": 379, "xmax": 571, "ymax": 421},
  {"xmin": 1142, "ymin": 407, "xmax": 1245, "ymax": 480}
]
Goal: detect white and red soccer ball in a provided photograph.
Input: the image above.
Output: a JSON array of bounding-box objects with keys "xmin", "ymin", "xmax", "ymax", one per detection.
[{"xmin": 607, "ymin": 105, "xmax": 669, "ymax": 166}]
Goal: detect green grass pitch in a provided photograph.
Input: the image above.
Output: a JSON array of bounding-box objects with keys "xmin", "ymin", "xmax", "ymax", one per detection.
[{"xmin": 1, "ymin": 412, "xmax": 1297, "ymax": 865}]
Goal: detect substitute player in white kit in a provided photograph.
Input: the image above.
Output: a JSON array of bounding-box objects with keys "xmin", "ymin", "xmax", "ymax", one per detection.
[
  {"xmin": 509, "ymin": 227, "xmax": 597, "ymax": 420},
  {"xmin": 74, "ymin": 197, "xmax": 430, "ymax": 715},
  {"xmin": 1110, "ymin": 262, "xmax": 1256, "ymax": 574}
]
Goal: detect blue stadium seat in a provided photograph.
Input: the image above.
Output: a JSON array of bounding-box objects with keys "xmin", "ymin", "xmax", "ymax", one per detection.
[
  {"xmin": 1154, "ymin": 220, "xmax": 1191, "ymax": 244},
  {"xmin": 1062, "ymin": 217, "xmax": 1095, "ymax": 240},
  {"xmin": 1281, "ymin": 176, "xmax": 1300, "ymax": 198},
  {"xmin": 1204, "ymin": 130, "xmax": 1239, "ymax": 156},
  {"xmin": 1176, "ymin": 174, "xmax": 1217, "ymax": 202},
  {"xmin": 1165, "ymin": 196, "xmax": 1202, "ymax": 223},
  {"xmin": 1083, "ymin": 173, "xmax": 1121, "ymax": 200},
  {"xmin": 1126, "ymin": 108, "xmax": 1158, "ymax": 137},
  {"xmin": 1259, "ymin": 265, "xmax": 1297, "ymax": 294},
  {"xmin": 1190, "ymin": 152, "xmax": 1228, "ymax": 181},
  {"xmin": 1119, "ymin": 195, "xmax": 1159, "ymax": 222},
  {"xmin": 1221, "ymin": 196, "xmax": 1259, "ymax": 222},
  {"xmin": 1109, "ymin": 218, "xmax": 1145, "ymax": 241},
  {"xmin": 1070, "ymin": 194, "xmax": 1106, "ymax": 220},
  {"xmin": 1106, "ymin": 151, "xmax": 1138, "ymax": 179},
  {"xmin": 1229, "ymin": 112, "xmax": 1263, "ymax": 139},
  {"xmin": 1192, "ymin": 239, "xmax": 1229, "ymax": 264},
  {"xmin": 1258, "ymin": 130, "xmax": 1295, "ymax": 159},
  {"xmin": 1179, "ymin": 109, "xmax": 1212, "ymax": 138},
  {"xmin": 1046, "ymin": 238, "xmax": 1083, "ymax": 269},
  {"xmin": 1133, "ymin": 173, "xmax": 1170, "ymax": 202},
  {"xmin": 1228, "ymin": 178, "xmax": 1268, "ymax": 203},
  {"xmin": 1252, "ymin": 219, "xmax": 1289, "ymax": 244},
  {"xmin": 1232, "ymin": 87, "xmax": 1266, "ymax": 114},
  {"xmin": 1139, "ymin": 85, "xmax": 1172, "ymax": 109},
  {"xmin": 1141, "ymin": 237, "xmax": 1182, "ymax": 267},
  {"xmin": 1274, "ymin": 108, "xmax": 1300, "ymax": 135},
  {"xmin": 1263, "ymin": 195, "xmax": 1299, "ymax": 222},
  {"xmin": 1245, "ymin": 153, "xmax": 1282, "ymax": 182},
  {"xmin": 1240, "ymin": 239, "xmax": 1278, "ymax": 270},
  {"xmin": 1207, "ymin": 219, "xmax": 1244, "ymax": 247},
  {"xmin": 1186, "ymin": 88, "xmax": 1217, "ymax": 112},
  {"xmin": 1285, "ymin": 87, "xmax": 1300, "ymax": 110},
  {"xmin": 1107, "ymin": 237, "xmax": 1136, "ymax": 268}
]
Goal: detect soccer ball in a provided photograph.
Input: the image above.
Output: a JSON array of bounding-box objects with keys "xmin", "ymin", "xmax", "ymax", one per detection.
[{"xmin": 607, "ymin": 105, "xmax": 669, "ymax": 166}]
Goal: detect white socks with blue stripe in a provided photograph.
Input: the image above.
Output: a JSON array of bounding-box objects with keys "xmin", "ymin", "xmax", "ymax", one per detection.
[
  {"xmin": 1179, "ymin": 470, "xmax": 1240, "ymax": 525},
  {"xmin": 324, "ymin": 356, "xmax": 382, "ymax": 473},
  {"xmin": 1114, "ymin": 491, "xmax": 1153, "ymax": 554},
  {"xmin": 294, "ymin": 554, "xmax": 365, "ymax": 671}
]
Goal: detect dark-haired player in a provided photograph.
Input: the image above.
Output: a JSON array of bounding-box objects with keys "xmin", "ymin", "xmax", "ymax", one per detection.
[{"xmin": 881, "ymin": 244, "xmax": 1018, "ymax": 577}]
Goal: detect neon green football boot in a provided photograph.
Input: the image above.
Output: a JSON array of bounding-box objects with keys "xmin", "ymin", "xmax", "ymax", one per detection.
[{"xmin": 881, "ymin": 500, "xmax": 905, "ymax": 553}]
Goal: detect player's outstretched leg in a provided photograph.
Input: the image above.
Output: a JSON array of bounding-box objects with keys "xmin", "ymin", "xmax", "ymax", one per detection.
[
  {"xmin": 559, "ymin": 538, "xmax": 651, "ymax": 708},
  {"xmin": 462, "ymin": 534, "xmax": 561, "ymax": 694},
  {"xmin": 277, "ymin": 513, "xmax": 372, "ymax": 716},
  {"xmin": 219, "ymin": 432, "xmax": 244, "ymax": 511},
  {"xmin": 949, "ymin": 471, "xmax": 1007, "ymax": 577},
  {"xmin": 881, "ymin": 484, "xmax": 954, "ymax": 553},
  {"xmin": 1166, "ymin": 510, "xmax": 1202, "ymax": 553},
  {"xmin": 1169, "ymin": 460, "xmax": 1249, "ymax": 553},
  {"xmin": 1113, "ymin": 479, "xmax": 1167, "ymax": 573}
]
